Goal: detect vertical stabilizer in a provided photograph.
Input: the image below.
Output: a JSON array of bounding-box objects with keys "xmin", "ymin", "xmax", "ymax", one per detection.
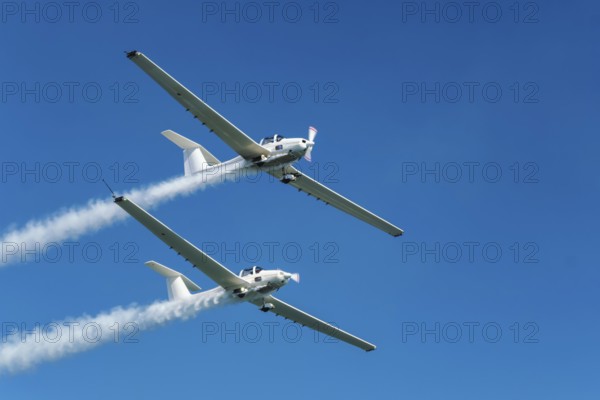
[
  {"xmin": 161, "ymin": 130, "xmax": 221, "ymax": 176},
  {"xmin": 145, "ymin": 260, "xmax": 201, "ymax": 301}
]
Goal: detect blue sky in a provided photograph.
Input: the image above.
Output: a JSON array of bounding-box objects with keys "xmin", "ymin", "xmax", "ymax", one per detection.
[{"xmin": 1, "ymin": 0, "xmax": 599, "ymax": 398}]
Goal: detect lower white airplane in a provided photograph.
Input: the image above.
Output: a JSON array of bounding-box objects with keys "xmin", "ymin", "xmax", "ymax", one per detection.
[
  {"xmin": 115, "ymin": 195, "xmax": 376, "ymax": 351},
  {"xmin": 126, "ymin": 51, "xmax": 403, "ymax": 237}
]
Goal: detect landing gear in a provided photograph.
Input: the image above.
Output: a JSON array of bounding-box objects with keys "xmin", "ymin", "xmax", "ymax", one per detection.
[
  {"xmin": 280, "ymin": 167, "xmax": 299, "ymax": 184},
  {"xmin": 260, "ymin": 302, "xmax": 275, "ymax": 312},
  {"xmin": 281, "ymin": 174, "xmax": 297, "ymax": 184}
]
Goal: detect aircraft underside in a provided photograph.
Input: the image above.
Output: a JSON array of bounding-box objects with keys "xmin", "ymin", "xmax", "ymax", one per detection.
[{"xmin": 255, "ymin": 151, "xmax": 301, "ymax": 169}]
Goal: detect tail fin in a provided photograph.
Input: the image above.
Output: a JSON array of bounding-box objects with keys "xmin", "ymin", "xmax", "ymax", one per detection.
[
  {"xmin": 145, "ymin": 260, "xmax": 201, "ymax": 301},
  {"xmin": 161, "ymin": 130, "xmax": 221, "ymax": 176}
]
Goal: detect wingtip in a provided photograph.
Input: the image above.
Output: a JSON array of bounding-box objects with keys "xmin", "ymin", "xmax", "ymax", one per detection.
[{"xmin": 125, "ymin": 50, "xmax": 139, "ymax": 59}]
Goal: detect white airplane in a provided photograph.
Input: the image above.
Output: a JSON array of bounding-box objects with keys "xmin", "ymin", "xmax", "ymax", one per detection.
[
  {"xmin": 114, "ymin": 195, "xmax": 376, "ymax": 351},
  {"xmin": 126, "ymin": 51, "xmax": 403, "ymax": 237}
]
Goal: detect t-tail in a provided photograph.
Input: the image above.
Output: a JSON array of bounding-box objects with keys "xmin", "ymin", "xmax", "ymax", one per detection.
[
  {"xmin": 145, "ymin": 260, "xmax": 201, "ymax": 300},
  {"xmin": 161, "ymin": 130, "xmax": 221, "ymax": 176}
]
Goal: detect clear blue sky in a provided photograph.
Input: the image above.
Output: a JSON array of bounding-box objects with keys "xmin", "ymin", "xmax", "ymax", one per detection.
[{"xmin": 1, "ymin": 0, "xmax": 598, "ymax": 398}]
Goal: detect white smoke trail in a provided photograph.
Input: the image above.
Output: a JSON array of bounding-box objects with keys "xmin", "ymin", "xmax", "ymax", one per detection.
[
  {"xmin": 0, "ymin": 162, "xmax": 249, "ymax": 266},
  {"xmin": 0, "ymin": 289, "xmax": 234, "ymax": 375}
]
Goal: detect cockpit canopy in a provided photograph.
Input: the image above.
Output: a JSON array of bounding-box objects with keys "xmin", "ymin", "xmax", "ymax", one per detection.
[
  {"xmin": 260, "ymin": 134, "xmax": 285, "ymax": 145},
  {"xmin": 240, "ymin": 266, "xmax": 263, "ymax": 277}
]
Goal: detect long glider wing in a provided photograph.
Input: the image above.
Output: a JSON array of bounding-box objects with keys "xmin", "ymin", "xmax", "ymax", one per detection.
[
  {"xmin": 126, "ymin": 50, "xmax": 269, "ymax": 160},
  {"xmin": 267, "ymin": 166, "xmax": 403, "ymax": 237},
  {"xmin": 250, "ymin": 296, "xmax": 376, "ymax": 351},
  {"xmin": 115, "ymin": 196, "xmax": 248, "ymax": 290}
]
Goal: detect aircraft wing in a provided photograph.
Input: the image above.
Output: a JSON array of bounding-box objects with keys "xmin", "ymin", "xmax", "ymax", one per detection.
[
  {"xmin": 115, "ymin": 196, "xmax": 248, "ymax": 290},
  {"xmin": 126, "ymin": 50, "xmax": 270, "ymax": 160},
  {"xmin": 268, "ymin": 166, "xmax": 403, "ymax": 237},
  {"xmin": 250, "ymin": 296, "xmax": 376, "ymax": 351}
]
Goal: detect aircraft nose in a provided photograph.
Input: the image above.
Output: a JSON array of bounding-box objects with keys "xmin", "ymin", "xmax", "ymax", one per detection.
[
  {"xmin": 298, "ymin": 141, "xmax": 313, "ymax": 152},
  {"xmin": 281, "ymin": 271, "xmax": 300, "ymax": 283},
  {"xmin": 293, "ymin": 142, "xmax": 307, "ymax": 154},
  {"xmin": 276, "ymin": 271, "xmax": 289, "ymax": 285}
]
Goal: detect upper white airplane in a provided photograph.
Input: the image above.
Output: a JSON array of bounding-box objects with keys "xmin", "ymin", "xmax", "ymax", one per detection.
[
  {"xmin": 126, "ymin": 50, "xmax": 403, "ymax": 237},
  {"xmin": 114, "ymin": 195, "xmax": 376, "ymax": 351}
]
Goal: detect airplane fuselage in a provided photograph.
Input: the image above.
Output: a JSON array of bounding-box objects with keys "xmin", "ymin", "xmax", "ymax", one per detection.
[
  {"xmin": 255, "ymin": 137, "xmax": 311, "ymax": 168},
  {"xmin": 191, "ymin": 267, "xmax": 294, "ymax": 311},
  {"xmin": 232, "ymin": 266, "xmax": 295, "ymax": 300},
  {"xmin": 215, "ymin": 137, "xmax": 311, "ymax": 182}
]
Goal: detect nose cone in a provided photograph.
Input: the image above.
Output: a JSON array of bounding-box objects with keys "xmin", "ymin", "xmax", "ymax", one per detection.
[
  {"xmin": 298, "ymin": 139, "xmax": 314, "ymax": 154},
  {"xmin": 273, "ymin": 271, "xmax": 289, "ymax": 287},
  {"xmin": 282, "ymin": 271, "xmax": 300, "ymax": 283},
  {"xmin": 293, "ymin": 140, "xmax": 309, "ymax": 156}
]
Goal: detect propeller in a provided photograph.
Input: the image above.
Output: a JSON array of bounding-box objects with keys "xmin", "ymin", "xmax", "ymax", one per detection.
[
  {"xmin": 290, "ymin": 273, "xmax": 300, "ymax": 283},
  {"xmin": 284, "ymin": 272, "xmax": 301, "ymax": 283},
  {"xmin": 303, "ymin": 126, "xmax": 318, "ymax": 162}
]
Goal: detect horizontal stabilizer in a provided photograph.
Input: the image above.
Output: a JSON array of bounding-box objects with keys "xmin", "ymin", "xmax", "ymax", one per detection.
[
  {"xmin": 145, "ymin": 260, "xmax": 201, "ymax": 299},
  {"xmin": 162, "ymin": 129, "xmax": 220, "ymax": 164},
  {"xmin": 161, "ymin": 130, "xmax": 221, "ymax": 176}
]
